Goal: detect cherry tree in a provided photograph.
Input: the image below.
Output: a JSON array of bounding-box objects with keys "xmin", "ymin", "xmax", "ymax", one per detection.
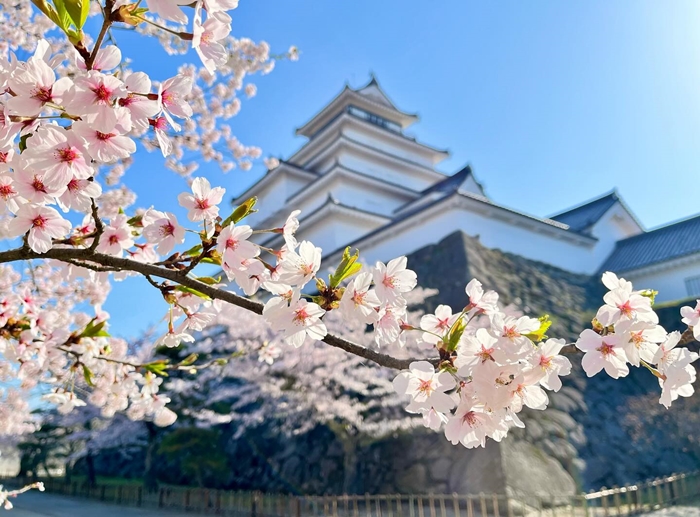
[{"xmin": 0, "ymin": 0, "xmax": 698, "ymax": 505}]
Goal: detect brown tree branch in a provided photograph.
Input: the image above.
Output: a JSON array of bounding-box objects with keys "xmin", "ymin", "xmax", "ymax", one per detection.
[{"xmin": 0, "ymin": 246, "xmax": 433, "ymax": 370}]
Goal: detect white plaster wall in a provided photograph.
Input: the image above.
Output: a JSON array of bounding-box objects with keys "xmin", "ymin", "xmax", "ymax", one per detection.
[
  {"xmin": 289, "ymin": 173, "xmax": 412, "ymax": 216},
  {"xmin": 333, "ymin": 150, "xmax": 437, "ymax": 191},
  {"xmin": 341, "ymin": 203, "xmax": 597, "ymax": 273},
  {"xmin": 296, "ymin": 213, "xmax": 384, "ymax": 254},
  {"xmin": 625, "ymin": 258, "xmax": 700, "ymax": 303},
  {"xmin": 341, "ymin": 125, "xmax": 437, "ymax": 168},
  {"xmin": 244, "ymin": 172, "xmax": 311, "ymax": 227},
  {"xmin": 589, "ymin": 204, "xmax": 644, "ymax": 272}
]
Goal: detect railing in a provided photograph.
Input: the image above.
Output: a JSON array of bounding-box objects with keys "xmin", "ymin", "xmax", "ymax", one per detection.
[{"xmin": 5, "ymin": 471, "xmax": 699, "ymax": 516}]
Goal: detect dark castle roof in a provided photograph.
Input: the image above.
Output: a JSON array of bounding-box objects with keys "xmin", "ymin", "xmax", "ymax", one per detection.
[
  {"xmin": 419, "ymin": 164, "xmax": 479, "ymax": 196},
  {"xmin": 550, "ymin": 192, "xmax": 620, "ymax": 234},
  {"xmin": 600, "ymin": 213, "xmax": 700, "ymax": 273}
]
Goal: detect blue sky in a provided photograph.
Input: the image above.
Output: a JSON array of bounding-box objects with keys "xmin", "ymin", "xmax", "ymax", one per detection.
[{"xmin": 103, "ymin": 0, "xmax": 700, "ymax": 338}]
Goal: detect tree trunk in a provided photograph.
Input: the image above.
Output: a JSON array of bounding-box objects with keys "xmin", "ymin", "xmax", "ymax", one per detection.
[{"xmin": 143, "ymin": 423, "xmax": 159, "ymax": 491}]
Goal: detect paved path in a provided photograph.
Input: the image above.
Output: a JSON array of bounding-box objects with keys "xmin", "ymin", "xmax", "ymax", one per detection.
[
  {"xmin": 8, "ymin": 492, "xmax": 191, "ymax": 516},
  {"xmin": 643, "ymin": 507, "xmax": 700, "ymax": 516}
]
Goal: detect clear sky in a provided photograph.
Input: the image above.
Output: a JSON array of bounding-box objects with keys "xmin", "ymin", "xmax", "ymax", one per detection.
[{"xmin": 104, "ymin": 0, "xmax": 700, "ymax": 338}]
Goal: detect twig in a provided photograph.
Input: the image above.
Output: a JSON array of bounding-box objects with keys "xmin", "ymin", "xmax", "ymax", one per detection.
[{"xmin": 0, "ymin": 246, "xmax": 434, "ymax": 370}]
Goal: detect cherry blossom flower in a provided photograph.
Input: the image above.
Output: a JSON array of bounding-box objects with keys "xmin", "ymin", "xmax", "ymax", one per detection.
[
  {"xmin": 595, "ymin": 286, "xmax": 658, "ymax": 327},
  {"xmin": 156, "ymin": 329, "xmax": 195, "ymax": 348},
  {"xmin": 24, "ymin": 125, "xmax": 93, "ymax": 186},
  {"xmin": 614, "ymin": 319, "xmax": 666, "ymax": 367},
  {"xmin": 372, "ymin": 256, "xmax": 417, "ymax": 304},
  {"xmin": 0, "ymin": 175, "xmax": 20, "ymax": 214},
  {"xmin": 420, "ymin": 305, "xmax": 459, "ymax": 345},
  {"xmin": 374, "ymin": 304, "xmax": 407, "ymax": 347},
  {"xmin": 120, "ymin": 72, "xmax": 160, "ymax": 133},
  {"xmin": 680, "ymin": 300, "xmax": 700, "ymax": 340},
  {"xmin": 72, "ymin": 121, "xmax": 136, "ymax": 163},
  {"xmin": 57, "ymin": 176, "xmax": 103, "ymax": 213},
  {"xmin": 159, "ymin": 75, "xmax": 194, "ymax": 129},
  {"xmin": 96, "ymin": 214, "xmax": 134, "ymax": 257},
  {"xmin": 652, "ymin": 331, "xmax": 699, "ymax": 375},
  {"xmin": 7, "ymin": 55, "xmax": 72, "ymax": 116},
  {"xmin": 66, "ymin": 71, "xmax": 129, "ymax": 133},
  {"xmin": 193, "ymin": 5, "xmax": 231, "ymax": 73},
  {"xmin": 444, "ymin": 401, "xmax": 494, "ymax": 449},
  {"xmin": 13, "ymin": 167, "xmax": 64, "ymax": 205},
  {"xmin": 576, "ymin": 329, "xmax": 629, "ymax": 379},
  {"xmin": 144, "ymin": 0, "xmax": 190, "ymax": 24},
  {"xmin": 8, "ymin": 204, "xmax": 71, "ymax": 253},
  {"xmin": 393, "ymin": 361, "xmax": 456, "ymax": 411},
  {"xmin": 277, "ymin": 240, "xmax": 321, "ymax": 287},
  {"xmin": 216, "ymin": 223, "xmax": 258, "ymax": 264},
  {"xmin": 465, "ymin": 278, "xmax": 498, "ymax": 314},
  {"xmin": 455, "ymin": 328, "xmax": 499, "ymax": 375},
  {"xmin": 178, "ymin": 177, "xmax": 225, "ymax": 223},
  {"xmin": 274, "ymin": 296, "xmax": 328, "ymax": 348},
  {"xmin": 142, "ymin": 210, "xmax": 185, "ymax": 256},
  {"xmin": 281, "ymin": 209, "xmax": 301, "ymax": 249},
  {"xmin": 338, "ymin": 271, "xmax": 380, "ymax": 324},
  {"xmin": 527, "ymin": 338, "xmax": 572, "ymax": 391}
]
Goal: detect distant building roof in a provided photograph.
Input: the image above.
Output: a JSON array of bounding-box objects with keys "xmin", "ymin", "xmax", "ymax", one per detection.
[
  {"xmin": 601, "ymin": 214, "xmax": 700, "ymax": 273},
  {"xmin": 550, "ymin": 192, "xmax": 620, "ymax": 234},
  {"xmin": 419, "ymin": 164, "xmax": 476, "ymax": 196}
]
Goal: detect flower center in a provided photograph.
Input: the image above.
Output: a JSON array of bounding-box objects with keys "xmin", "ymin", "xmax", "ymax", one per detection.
[
  {"xmin": 31, "ymin": 177, "xmax": 47, "ymax": 193},
  {"xmin": 195, "ymin": 198, "xmax": 210, "ymax": 210},
  {"xmin": 109, "ymin": 235, "xmax": 120, "ymax": 245},
  {"xmin": 31, "ymin": 86, "xmax": 53, "ymax": 103},
  {"xmin": 417, "ymin": 378, "xmax": 434, "ymax": 395},
  {"xmin": 0, "ymin": 184, "xmax": 15, "ymax": 199},
  {"xmin": 95, "ymin": 131, "xmax": 114, "ymax": 141},
  {"xmin": 161, "ymin": 91, "xmax": 174, "ymax": 107},
  {"xmin": 160, "ymin": 222, "xmax": 175, "ymax": 237},
  {"xmin": 67, "ymin": 179, "xmax": 80, "ymax": 192},
  {"xmin": 225, "ymin": 238, "xmax": 238, "ymax": 250},
  {"xmin": 504, "ymin": 326, "xmax": 520, "ymax": 339},
  {"xmin": 539, "ymin": 355, "xmax": 552, "ymax": 369},
  {"xmin": 382, "ymin": 275, "xmax": 395, "ymax": 289},
  {"xmin": 0, "ymin": 152, "xmax": 8, "ymax": 163},
  {"xmin": 617, "ymin": 301, "xmax": 634, "ymax": 317},
  {"xmin": 351, "ymin": 290, "xmax": 366, "ymax": 306},
  {"xmin": 56, "ymin": 147, "xmax": 79, "ymax": 163},
  {"xmin": 92, "ymin": 83, "xmax": 112, "ymax": 103},
  {"xmin": 293, "ymin": 306, "xmax": 309, "ymax": 325},
  {"xmin": 477, "ymin": 345, "xmax": 494, "ymax": 362},
  {"xmin": 300, "ymin": 263, "xmax": 314, "ymax": 275},
  {"xmin": 597, "ymin": 341, "xmax": 616, "ymax": 356},
  {"xmin": 462, "ymin": 411, "xmax": 478, "ymax": 427},
  {"xmin": 31, "ymin": 216, "xmax": 46, "ymax": 228}
]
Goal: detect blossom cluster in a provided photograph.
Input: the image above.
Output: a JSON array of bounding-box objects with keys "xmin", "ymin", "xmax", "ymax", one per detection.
[{"xmin": 576, "ymin": 273, "xmax": 699, "ymax": 408}]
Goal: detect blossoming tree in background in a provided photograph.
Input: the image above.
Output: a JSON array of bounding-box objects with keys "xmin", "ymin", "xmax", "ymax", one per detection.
[{"xmin": 0, "ymin": 0, "xmax": 699, "ymax": 504}]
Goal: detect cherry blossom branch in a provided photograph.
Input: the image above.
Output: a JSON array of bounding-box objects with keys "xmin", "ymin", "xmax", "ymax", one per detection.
[{"xmin": 0, "ymin": 246, "xmax": 433, "ymax": 370}]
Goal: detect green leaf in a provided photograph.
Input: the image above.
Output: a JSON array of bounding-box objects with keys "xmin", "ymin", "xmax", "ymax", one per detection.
[
  {"xmin": 184, "ymin": 244, "xmax": 203, "ymax": 257},
  {"xmin": 444, "ymin": 318, "xmax": 466, "ymax": 353},
  {"xmin": 221, "ymin": 196, "xmax": 257, "ymax": 227},
  {"xmin": 144, "ymin": 362, "xmax": 169, "ymax": 377},
  {"xmin": 328, "ymin": 247, "xmax": 362, "ymax": 288},
  {"xmin": 179, "ymin": 353, "xmax": 198, "ymax": 366},
  {"xmin": 640, "ymin": 289, "xmax": 658, "ymax": 305},
  {"xmin": 196, "ymin": 276, "xmax": 222, "ymax": 285},
  {"xmin": 52, "ymin": 0, "xmax": 75, "ymax": 31},
  {"xmin": 31, "ymin": 0, "xmax": 63, "ymax": 28},
  {"xmin": 62, "ymin": 0, "xmax": 89, "ymax": 28},
  {"xmin": 525, "ymin": 315, "xmax": 552, "ymax": 343},
  {"xmin": 200, "ymin": 255, "xmax": 222, "ymax": 266},
  {"xmin": 175, "ymin": 285, "xmax": 211, "ymax": 300},
  {"xmin": 18, "ymin": 134, "xmax": 31, "ymax": 153},
  {"xmin": 81, "ymin": 319, "xmax": 110, "ymax": 338},
  {"xmin": 82, "ymin": 365, "xmax": 95, "ymax": 387}
]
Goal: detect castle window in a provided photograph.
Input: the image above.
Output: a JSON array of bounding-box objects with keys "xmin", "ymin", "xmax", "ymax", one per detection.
[
  {"xmin": 347, "ymin": 105, "xmax": 402, "ymax": 133},
  {"xmin": 685, "ymin": 275, "xmax": 700, "ymax": 297}
]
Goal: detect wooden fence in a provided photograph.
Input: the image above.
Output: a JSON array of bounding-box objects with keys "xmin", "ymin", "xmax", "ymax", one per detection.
[{"xmin": 6, "ymin": 471, "xmax": 700, "ymax": 516}]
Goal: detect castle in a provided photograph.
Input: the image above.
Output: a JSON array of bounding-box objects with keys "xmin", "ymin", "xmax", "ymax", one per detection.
[{"xmin": 236, "ymin": 76, "xmax": 700, "ymax": 303}]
